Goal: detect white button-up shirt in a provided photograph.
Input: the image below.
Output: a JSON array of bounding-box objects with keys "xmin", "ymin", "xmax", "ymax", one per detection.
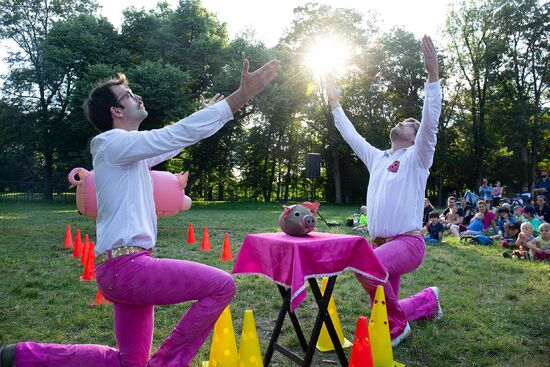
[
  {"xmin": 333, "ymin": 81, "xmax": 441, "ymax": 239},
  {"xmin": 91, "ymin": 101, "xmax": 233, "ymax": 255}
]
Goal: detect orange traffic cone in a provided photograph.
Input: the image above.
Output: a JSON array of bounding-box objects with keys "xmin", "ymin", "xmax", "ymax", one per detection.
[
  {"xmin": 201, "ymin": 227, "xmax": 211, "ymax": 251},
  {"xmin": 91, "ymin": 287, "xmax": 111, "ymax": 306},
  {"xmin": 187, "ymin": 222, "xmax": 196, "ymax": 244},
  {"xmin": 80, "ymin": 242, "xmax": 96, "ymax": 281},
  {"xmin": 64, "ymin": 224, "xmax": 73, "ymax": 249},
  {"xmin": 71, "ymin": 229, "xmax": 83, "ymax": 258},
  {"xmin": 349, "ymin": 316, "xmax": 374, "ymax": 367},
  {"xmin": 221, "ymin": 233, "xmax": 233, "ymax": 261},
  {"xmin": 80, "ymin": 235, "xmax": 90, "ymax": 266}
]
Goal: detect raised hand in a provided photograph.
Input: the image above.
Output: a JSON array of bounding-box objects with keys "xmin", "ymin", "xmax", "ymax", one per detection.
[
  {"xmin": 421, "ymin": 35, "xmax": 439, "ymax": 82},
  {"xmin": 226, "ymin": 59, "xmax": 281, "ymax": 113},
  {"xmin": 324, "ymin": 74, "xmax": 341, "ymax": 110},
  {"xmin": 200, "ymin": 93, "xmax": 225, "ymax": 109}
]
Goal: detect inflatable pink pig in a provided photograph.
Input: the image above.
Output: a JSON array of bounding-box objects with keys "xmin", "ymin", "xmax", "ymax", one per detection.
[
  {"xmin": 278, "ymin": 201, "xmax": 320, "ymax": 236},
  {"xmin": 68, "ymin": 168, "xmax": 192, "ymax": 218}
]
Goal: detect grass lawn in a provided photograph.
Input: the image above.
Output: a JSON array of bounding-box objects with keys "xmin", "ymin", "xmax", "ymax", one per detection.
[{"xmin": 1, "ymin": 201, "xmax": 549, "ymax": 366}]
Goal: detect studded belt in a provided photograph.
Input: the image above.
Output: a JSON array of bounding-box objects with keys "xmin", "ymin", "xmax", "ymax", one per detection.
[{"xmin": 95, "ymin": 246, "xmax": 151, "ymax": 265}]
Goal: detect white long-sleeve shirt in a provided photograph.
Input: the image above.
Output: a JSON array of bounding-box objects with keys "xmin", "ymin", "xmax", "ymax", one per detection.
[
  {"xmin": 333, "ymin": 81, "xmax": 441, "ymax": 239},
  {"xmin": 90, "ymin": 101, "xmax": 233, "ymax": 255}
]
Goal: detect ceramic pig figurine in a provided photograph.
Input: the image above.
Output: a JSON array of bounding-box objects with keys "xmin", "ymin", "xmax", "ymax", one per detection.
[{"xmin": 278, "ymin": 202, "xmax": 320, "ymax": 236}]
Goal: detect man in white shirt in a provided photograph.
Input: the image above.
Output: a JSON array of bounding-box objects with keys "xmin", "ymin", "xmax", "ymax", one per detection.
[
  {"xmin": 3, "ymin": 59, "xmax": 280, "ymax": 367},
  {"xmin": 325, "ymin": 36, "xmax": 442, "ymax": 346}
]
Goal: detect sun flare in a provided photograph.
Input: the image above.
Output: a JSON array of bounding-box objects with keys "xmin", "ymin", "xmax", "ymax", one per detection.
[{"xmin": 304, "ymin": 35, "xmax": 351, "ymax": 76}]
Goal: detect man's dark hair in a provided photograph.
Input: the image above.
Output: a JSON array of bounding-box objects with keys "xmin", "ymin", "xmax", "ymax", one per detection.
[
  {"xmin": 429, "ymin": 211, "xmax": 439, "ymax": 219},
  {"xmin": 83, "ymin": 73, "xmax": 128, "ymax": 132}
]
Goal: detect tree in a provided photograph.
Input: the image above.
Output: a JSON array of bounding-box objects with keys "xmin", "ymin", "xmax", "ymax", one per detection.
[
  {"xmin": 0, "ymin": 0, "xmax": 102, "ymax": 200},
  {"xmin": 445, "ymin": 0, "xmax": 506, "ymax": 187}
]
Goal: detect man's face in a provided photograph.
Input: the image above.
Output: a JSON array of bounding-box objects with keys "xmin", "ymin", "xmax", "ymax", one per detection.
[
  {"xmin": 541, "ymin": 171, "xmax": 548, "ymax": 180},
  {"xmin": 447, "ymin": 198, "xmax": 455, "ymax": 207},
  {"xmin": 482, "ymin": 179, "xmax": 488, "ymax": 185},
  {"xmin": 111, "ymin": 84, "xmax": 148, "ymax": 126},
  {"xmin": 390, "ymin": 120, "xmax": 418, "ymax": 144}
]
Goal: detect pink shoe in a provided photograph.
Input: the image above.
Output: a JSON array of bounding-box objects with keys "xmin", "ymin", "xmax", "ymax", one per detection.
[{"xmin": 391, "ymin": 322, "xmax": 411, "ymax": 347}]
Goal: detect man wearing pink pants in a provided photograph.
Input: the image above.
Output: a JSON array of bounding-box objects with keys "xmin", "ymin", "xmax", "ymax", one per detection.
[
  {"xmin": 0, "ymin": 58, "xmax": 280, "ymax": 367},
  {"xmin": 325, "ymin": 35, "xmax": 442, "ymax": 346}
]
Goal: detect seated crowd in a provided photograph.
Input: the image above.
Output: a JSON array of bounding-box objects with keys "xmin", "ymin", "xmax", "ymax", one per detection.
[{"xmin": 422, "ymin": 190, "xmax": 550, "ymax": 261}]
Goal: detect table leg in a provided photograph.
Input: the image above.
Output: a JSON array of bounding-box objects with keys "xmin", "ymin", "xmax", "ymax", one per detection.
[
  {"xmin": 307, "ymin": 277, "xmax": 349, "ymax": 366},
  {"xmin": 264, "ymin": 285, "xmax": 308, "ymax": 366}
]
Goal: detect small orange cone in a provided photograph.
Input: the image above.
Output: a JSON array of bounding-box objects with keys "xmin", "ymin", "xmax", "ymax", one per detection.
[
  {"xmin": 71, "ymin": 229, "xmax": 83, "ymax": 258},
  {"xmin": 201, "ymin": 227, "xmax": 211, "ymax": 251},
  {"xmin": 80, "ymin": 242, "xmax": 96, "ymax": 281},
  {"xmin": 187, "ymin": 222, "xmax": 197, "ymax": 244},
  {"xmin": 80, "ymin": 235, "xmax": 90, "ymax": 266},
  {"xmin": 91, "ymin": 287, "xmax": 111, "ymax": 306},
  {"xmin": 349, "ymin": 316, "xmax": 374, "ymax": 367},
  {"xmin": 64, "ymin": 224, "xmax": 73, "ymax": 249},
  {"xmin": 221, "ymin": 232, "xmax": 233, "ymax": 261}
]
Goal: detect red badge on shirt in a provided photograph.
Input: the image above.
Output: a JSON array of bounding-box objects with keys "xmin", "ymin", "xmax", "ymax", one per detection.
[{"xmin": 387, "ymin": 160, "xmax": 400, "ymax": 173}]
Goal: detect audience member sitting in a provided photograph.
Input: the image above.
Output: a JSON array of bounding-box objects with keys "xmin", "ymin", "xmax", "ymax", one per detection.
[
  {"xmin": 441, "ymin": 196, "xmax": 464, "ymax": 222},
  {"xmin": 534, "ymin": 194, "xmax": 550, "ymax": 223},
  {"xmin": 523, "ymin": 223, "xmax": 550, "ymax": 260},
  {"xmin": 477, "ymin": 199, "xmax": 497, "ymax": 234},
  {"xmin": 460, "ymin": 197, "xmax": 474, "ymax": 225},
  {"xmin": 423, "ymin": 198, "xmax": 435, "ymax": 226},
  {"xmin": 353, "ymin": 205, "xmax": 368, "ymax": 233},
  {"xmin": 519, "ymin": 205, "xmax": 543, "ymax": 236},
  {"xmin": 503, "ymin": 222, "xmax": 535, "ymax": 259},
  {"xmin": 441, "ymin": 204, "xmax": 462, "ymax": 231},
  {"xmin": 459, "ymin": 212, "xmax": 485, "ymax": 237},
  {"xmin": 424, "ymin": 211, "xmax": 444, "ymax": 244},
  {"xmin": 492, "ymin": 207, "xmax": 518, "ymax": 241},
  {"xmin": 513, "ymin": 206, "xmax": 525, "ymax": 223}
]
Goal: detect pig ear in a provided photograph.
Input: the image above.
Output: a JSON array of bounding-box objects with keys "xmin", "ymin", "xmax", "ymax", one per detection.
[
  {"xmin": 301, "ymin": 201, "xmax": 320, "ymax": 215},
  {"xmin": 281, "ymin": 205, "xmax": 294, "ymax": 220}
]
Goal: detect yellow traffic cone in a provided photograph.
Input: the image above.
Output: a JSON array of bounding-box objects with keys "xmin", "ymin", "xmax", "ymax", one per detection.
[
  {"xmin": 316, "ymin": 277, "xmax": 352, "ymax": 352},
  {"xmin": 203, "ymin": 306, "xmax": 239, "ymax": 367},
  {"xmin": 368, "ymin": 285, "xmax": 405, "ymax": 367},
  {"xmin": 238, "ymin": 310, "xmax": 263, "ymax": 367}
]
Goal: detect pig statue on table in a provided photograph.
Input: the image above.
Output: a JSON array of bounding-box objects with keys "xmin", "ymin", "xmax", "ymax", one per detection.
[{"xmin": 278, "ymin": 201, "xmax": 320, "ymax": 236}]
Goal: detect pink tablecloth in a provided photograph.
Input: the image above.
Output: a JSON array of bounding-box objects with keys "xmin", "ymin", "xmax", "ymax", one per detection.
[{"xmin": 232, "ymin": 232, "xmax": 388, "ymax": 311}]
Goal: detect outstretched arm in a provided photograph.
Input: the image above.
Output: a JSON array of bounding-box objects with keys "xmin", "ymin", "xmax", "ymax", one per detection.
[
  {"xmin": 414, "ymin": 35, "xmax": 441, "ymax": 169},
  {"xmin": 422, "ymin": 35, "xmax": 439, "ymax": 83},
  {"xmin": 225, "ymin": 59, "xmax": 281, "ymax": 113}
]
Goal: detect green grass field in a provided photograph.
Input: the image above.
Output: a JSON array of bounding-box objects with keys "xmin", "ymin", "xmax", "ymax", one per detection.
[{"xmin": 1, "ymin": 202, "xmax": 549, "ymax": 366}]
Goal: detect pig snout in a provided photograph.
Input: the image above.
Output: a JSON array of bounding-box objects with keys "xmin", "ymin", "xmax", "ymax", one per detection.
[{"xmin": 303, "ymin": 215, "xmax": 315, "ymax": 229}]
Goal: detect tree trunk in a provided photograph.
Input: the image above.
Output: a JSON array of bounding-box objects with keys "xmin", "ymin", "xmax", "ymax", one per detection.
[
  {"xmin": 332, "ymin": 154, "xmax": 342, "ymax": 204},
  {"xmin": 217, "ymin": 182, "xmax": 224, "ymax": 201}
]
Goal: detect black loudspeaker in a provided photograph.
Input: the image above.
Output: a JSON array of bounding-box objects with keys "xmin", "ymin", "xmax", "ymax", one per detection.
[{"xmin": 306, "ymin": 153, "xmax": 321, "ymax": 178}]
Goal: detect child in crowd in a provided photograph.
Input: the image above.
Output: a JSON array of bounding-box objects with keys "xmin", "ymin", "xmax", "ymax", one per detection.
[
  {"xmin": 353, "ymin": 205, "xmax": 368, "ymax": 232},
  {"xmin": 441, "ymin": 204, "xmax": 462, "ymax": 231},
  {"xmin": 503, "ymin": 222, "xmax": 535, "ymax": 259},
  {"xmin": 493, "ymin": 207, "xmax": 518, "ymax": 242},
  {"xmin": 424, "ymin": 211, "xmax": 444, "ymax": 244},
  {"xmin": 523, "ymin": 223, "xmax": 550, "ymax": 260},
  {"xmin": 520, "ymin": 206, "xmax": 542, "ymax": 236},
  {"xmin": 460, "ymin": 212, "xmax": 485, "ymax": 237},
  {"xmin": 513, "ymin": 206, "xmax": 525, "ymax": 223}
]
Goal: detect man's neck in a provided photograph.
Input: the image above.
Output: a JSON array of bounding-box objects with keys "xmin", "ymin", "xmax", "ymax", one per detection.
[{"xmin": 390, "ymin": 141, "xmax": 413, "ymax": 154}]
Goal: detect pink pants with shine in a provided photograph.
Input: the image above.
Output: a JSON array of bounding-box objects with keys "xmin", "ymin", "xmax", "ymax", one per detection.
[
  {"xmin": 15, "ymin": 251, "xmax": 236, "ymax": 367},
  {"xmin": 355, "ymin": 234, "xmax": 439, "ymax": 339}
]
